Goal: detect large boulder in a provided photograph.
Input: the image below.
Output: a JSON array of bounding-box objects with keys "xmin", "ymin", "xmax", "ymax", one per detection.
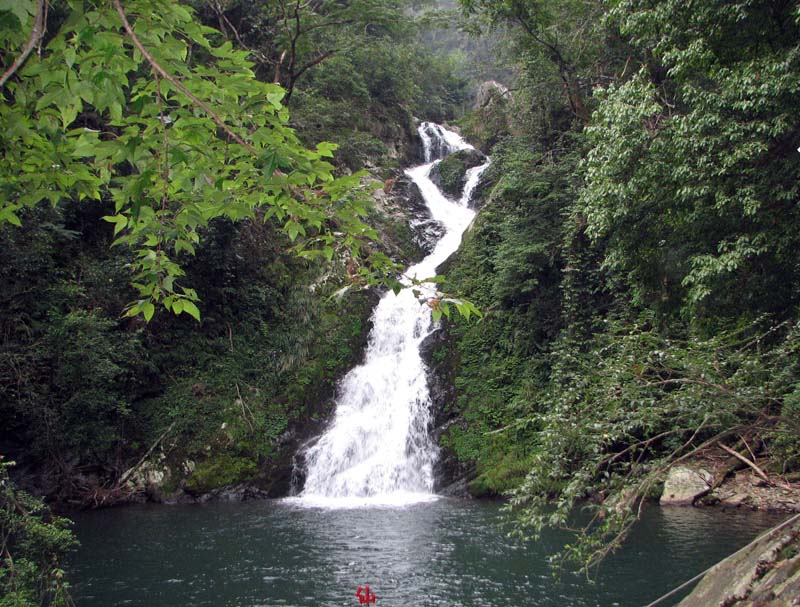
[
  {"xmin": 476, "ymin": 80, "xmax": 511, "ymax": 109},
  {"xmin": 462, "ymin": 81, "xmax": 513, "ymax": 153},
  {"xmin": 428, "ymin": 148, "xmax": 488, "ymax": 200},
  {"xmin": 660, "ymin": 465, "xmax": 714, "ymax": 505}
]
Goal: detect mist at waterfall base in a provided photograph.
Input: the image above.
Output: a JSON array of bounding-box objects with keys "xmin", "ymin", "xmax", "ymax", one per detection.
[{"xmin": 297, "ymin": 123, "xmax": 487, "ymax": 507}]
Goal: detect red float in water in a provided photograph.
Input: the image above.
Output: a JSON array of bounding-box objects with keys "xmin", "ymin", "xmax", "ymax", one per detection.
[{"xmin": 356, "ymin": 585, "xmax": 377, "ymax": 604}]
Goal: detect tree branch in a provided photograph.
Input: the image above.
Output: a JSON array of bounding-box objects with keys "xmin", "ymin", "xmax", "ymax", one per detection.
[
  {"xmin": 0, "ymin": 0, "xmax": 45, "ymax": 90},
  {"xmin": 292, "ymin": 49, "xmax": 336, "ymax": 82},
  {"xmin": 112, "ymin": 0, "xmax": 258, "ymax": 155},
  {"xmin": 210, "ymin": 0, "xmax": 250, "ymax": 51},
  {"xmin": 117, "ymin": 421, "xmax": 176, "ymax": 486},
  {"xmin": 718, "ymin": 443, "xmax": 772, "ymax": 485}
]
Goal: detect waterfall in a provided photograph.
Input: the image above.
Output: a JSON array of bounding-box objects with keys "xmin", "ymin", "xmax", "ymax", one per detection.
[
  {"xmin": 297, "ymin": 122, "xmax": 490, "ymax": 507},
  {"xmin": 417, "ymin": 122, "xmax": 471, "ymax": 163}
]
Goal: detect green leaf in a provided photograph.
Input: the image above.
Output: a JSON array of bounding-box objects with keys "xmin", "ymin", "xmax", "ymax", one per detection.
[
  {"xmin": 285, "ymin": 220, "xmax": 304, "ymax": 242},
  {"xmin": 102, "ymin": 214, "xmax": 128, "ymax": 236},
  {"xmin": 267, "ymin": 91, "xmax": 284, "ymax": 108},
  {"xmin": 142, "ymin": 301, "xmax": 155, "ymax": 322},
  {"xmin": 0, "ymin": 0, "xmax": 33, "ymax": 25},
  {"xmin": 181, "ymin": 300, "xmax": 201, "ymax": 322},
  {"xmin": 0, "ymin": 207, "xmax": 22, "ymax": 227}
]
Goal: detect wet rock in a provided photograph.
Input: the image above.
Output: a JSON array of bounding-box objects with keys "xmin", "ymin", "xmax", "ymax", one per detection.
[
  {"xmin": 420, "ymin": 327, "xmax": 475, "ymax": 497},
  {"xmin": 418, "ymin": 122, "xmax": 459, "ymax": 162},
  {"xmin": 660, "ymin": 465, "xmax": 714, "ymax": 505},
  {"xmin": 398, "ymin": 175, "xmax": 445, "ymax": 255},
  {"xmin": 195, "ymin": 484, "xmax": 271, "ymax": 503}
]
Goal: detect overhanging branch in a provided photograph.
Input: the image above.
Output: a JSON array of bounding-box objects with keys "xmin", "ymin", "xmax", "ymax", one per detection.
[
  {"xmin": 112, "ymin": 0, "xmax": 258, "ymax": 155},
  {"xmin": 0, "ymin": 0, "xmax": 46, "ymax": 90}
]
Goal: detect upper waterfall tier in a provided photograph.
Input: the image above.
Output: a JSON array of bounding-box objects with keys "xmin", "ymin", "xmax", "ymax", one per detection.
[{"xmin": 418, "ymin": 121, "xmax": 472, "ymax": 163}]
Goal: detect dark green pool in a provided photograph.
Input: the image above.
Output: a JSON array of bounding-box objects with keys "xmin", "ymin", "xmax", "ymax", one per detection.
[{"xmin": 67, "ymin": 498, "xmax": 783, "ymax": 606}]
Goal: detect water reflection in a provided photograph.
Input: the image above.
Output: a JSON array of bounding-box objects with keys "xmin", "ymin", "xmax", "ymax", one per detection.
[{"xmin": 67, "ymin": 499, "xmax": 783, "ymax": 607}]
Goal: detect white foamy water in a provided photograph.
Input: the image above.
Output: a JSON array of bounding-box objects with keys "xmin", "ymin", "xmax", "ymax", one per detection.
[{"xmin": 297, "ymin": 122, "xmax": 489, "ymax": 508}]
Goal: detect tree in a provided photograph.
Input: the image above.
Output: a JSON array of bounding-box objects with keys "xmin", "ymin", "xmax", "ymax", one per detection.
[
  {"xmin": 200, "ymin": 0, "xmax": 412, "ymax": 103},
  {"xmin": 0, "ymin": 0, "xmax": 391, "ymax": 321},
  {"xmin": 459, "ymin": 0, "xmax": 604, "ymax": 123},
  {"xmin": 580, "ymin": 0, "xmax": 800, "ymax": 321}
]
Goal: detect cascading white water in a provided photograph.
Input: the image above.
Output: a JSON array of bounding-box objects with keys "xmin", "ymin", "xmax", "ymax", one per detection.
[
  {"xmin": 418, "ymin": 122, "xmax": 471, "ymax": 163},
  {"xmin": 298, "ymin": 122, "xmax": 489, "ymax": 507}
]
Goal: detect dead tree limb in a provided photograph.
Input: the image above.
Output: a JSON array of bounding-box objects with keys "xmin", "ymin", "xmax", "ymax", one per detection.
[{"xmin": 719, "ymin": 443, "xmax": 772, "ymax": 485}]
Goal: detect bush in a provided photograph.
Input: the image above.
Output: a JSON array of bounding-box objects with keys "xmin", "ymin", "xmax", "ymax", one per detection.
[{"xmin": 0, "ymin": 460, "xmax": 76, "ymax": 606}]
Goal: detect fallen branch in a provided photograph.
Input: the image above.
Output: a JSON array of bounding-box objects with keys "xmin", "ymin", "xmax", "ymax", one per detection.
[
  {"xmin": 235, "ymin": 383, "xmax": 255, "ymax": 432},
  {"xmin": 118, "ymin": 421, "xmax": 177, "ymax": 486},
  {"xmin": 719, "ymin": 442, "xmax": 772, "ymax": 485}
]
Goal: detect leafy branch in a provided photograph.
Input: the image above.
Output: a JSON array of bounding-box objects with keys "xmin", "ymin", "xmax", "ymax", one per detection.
[
  {"xmin": 112, "ymin": 0, "xmax": 258, "ymax": 155},
  {"xmin": 0, "ymin": 0, "xmax": 44, "ymax": 90}
]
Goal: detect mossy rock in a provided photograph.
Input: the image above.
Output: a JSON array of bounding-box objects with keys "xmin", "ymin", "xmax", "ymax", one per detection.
[
  {"xmin": 184, "ymin": 454, "xmax": 258, "ymax": 494},
  {"xmin": 429, "ymin": 149, "xmax": 487, "ymax": 199}
]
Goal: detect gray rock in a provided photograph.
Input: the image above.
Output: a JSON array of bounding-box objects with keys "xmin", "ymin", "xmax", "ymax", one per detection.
[
  {"xmin": 398, "ymin": 176, "xmax": 446, "ymax": 255},
  {"xmin": 660, "ymin": 465, "xmax": 714, "ymax": 505},
  {"xmin": 476, "ymin": 80, "xmax": 511, "ymax": 109}
]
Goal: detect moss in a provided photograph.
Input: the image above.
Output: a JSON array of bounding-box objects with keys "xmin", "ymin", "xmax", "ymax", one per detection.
[
  {"xmin": 372, "ymin": 212, "xmax": 425, "ymax": 263},
  {"xmin": 431, "ymin": 149, "xmax": 487, "ymax": 198},
  {"xmin": 184, "ymin": 454, "xmax": 258, "ymax": 493},
  {"xmin": 436, "ymin": 155, "xmax": 468, "ymax": 197}
]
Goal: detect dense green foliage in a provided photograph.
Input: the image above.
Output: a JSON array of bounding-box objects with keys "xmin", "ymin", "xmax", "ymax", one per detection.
[
  {"xmin": 437, "ymin": 0, "xmax": 800, "ymax": 570},
  {"xmin": 1, "ymin": 0, "xmax": 395, "ymax": 322},
  {"xmin": 1, "ymin": 460, "xmax": 76, "ymax": 606}
]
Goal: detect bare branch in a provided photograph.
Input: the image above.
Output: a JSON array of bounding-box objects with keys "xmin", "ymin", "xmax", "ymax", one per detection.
[
  {"xmin": 210, "ymin": 0, "xmax": 251, "ymax": 51},
  {"xmin": 719, "ymin": 443, "xmax": 772, "ymax": 484},
  {"xmin": 292, "ymin": 49, "xmax": 336, "ymax": 82},
  {"xmin": 117, "ymin": 421, "xmax": 176, "ymax": 486}
]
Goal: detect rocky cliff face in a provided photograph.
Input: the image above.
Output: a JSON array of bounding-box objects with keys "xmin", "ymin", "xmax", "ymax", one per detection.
[{"xmin": 462, "ymin": 80, "xmax": 513, "ymax": 153}]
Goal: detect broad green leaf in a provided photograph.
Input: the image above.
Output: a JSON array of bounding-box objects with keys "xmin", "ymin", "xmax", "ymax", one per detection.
[
  {"xmin": 181, "ymin": 300, "xmax": 201, "ymax": 321},
  {"xmin": 142, "ymin": 301, "xmax": 155, "ymax": 321}
]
